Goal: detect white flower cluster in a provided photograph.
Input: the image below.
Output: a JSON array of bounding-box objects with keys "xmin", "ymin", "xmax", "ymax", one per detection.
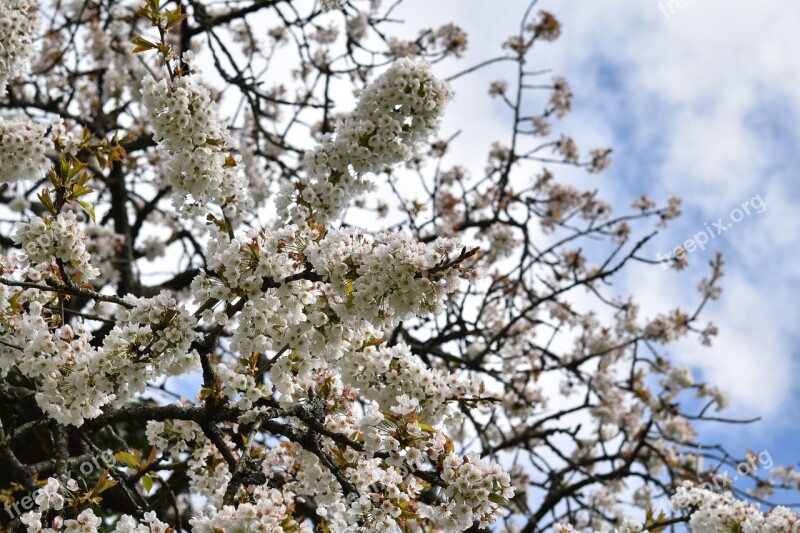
[
  {"xmin": 356, "ymin": 394, "xmax": 441, "ymax": 464},
  {"xmin": 11, "ymin": 303, "xmax": 112, "ymax": 425},
  {"xmin": 146, "ymin": 416, "xmax": 236, "ymax": 507},
  {"xmin": 0, "ymin": 291, "xmax": 122, "ymax": 425},
  {"xmin": 252, "ymin": 433, "xmax": 513, "ymax": 532},
  {"xmin": 146, "ymin": 417, "xmax": 203, "ymax": 460},
  {"xmin": 20, "ymin": 479, "xmax": 159, "ymax": 533},
  {"xmin": 49, "ymin": 116, "xmax": 79, "ymax": 155},
  {"xmin": 0, "ymin": 284, "xmax": 25, "ymax": 376},
  {"xmin": 188, "ymin": 441, "xmax": 232, "ymax": 504},
  {"xmin": 671, "ymin": 483, "xmax": 800, "ymax": 532},
  {"xmin": 340, "ymin": 463, "xmax": 429, "ymax": 529},
  {"xmin": 34, "ymin": 477, "xmax": 64, "ymax": 511},
  {"xmin": 305, "ymin": 229, "xmax": 465, "ymax": 326},
  {"xmin": 113, "ymin": 512, "xmax": 172, "ymax": 533},
  {"xmin": 98, "ymin": 291, "xmax": 201, "ymax": 405},
  {"xmin": 342, "ymin": 343, "xmax": 473, "ymax": 426},
  {"xmin": 149, "ymin": 416, "xmax": 233, "ymax": 505},
  {"xmin": 12, "ymin": 292, "xmax": 199, "ymax": 426},
  {"xmin": 554, "ymin": 519, "xmax": 645, "ymax": 533},
  {"xmin": 277, "ymin": 58, "xmax": 452, "ymax": 224},
  {"xmin": 201, "ymin": 225, "xmax": 301, "ymax": 299},
  {"xmin": 434, "ymin": 452, "xmax": 515, "ymax": 529},
  {"xmin": 554, "ymin": 483, "xmax": 800, "ymax": 533},
  {"xmin": 202, "ymin": 226, "xmax": 463, "ymax": 331},
  {"xmin": 21, "ymin": 509, "xmax": 100, "ymax": 533},
  {"xmin": 14, "ymin": 212, "xmax": 101, "ymax": 282},
  {"xmin": 215, "ymin": 361, "xmax": 269, "ymax": 410},
  {"xmin": 0, "ymin": 0, "xmax": 40, "ymax": 96},
  {"xmin": 22, "ymin": 500, "xmax": 170, "ymax": 533},
  {"xmin": 140, "ymin": 75, "xmax": 252, "ymax": 221},
  {"xmin": 143, "ymin": 372, "xmax": 508, "ymax": 531},
  {"xmin": 0, "ymin": 115, "xmax": 53, "ymax": 183},
  {"xmin": 189, "ymin": 486, "xmax": 311, "ymax": 533},
  {"xmin": 346, "ymin": 12, "xmax": 368, "ymax": 42},
  {"xmin": 198, "ymin": 226, "xmax": 469, "ymax": 407}
]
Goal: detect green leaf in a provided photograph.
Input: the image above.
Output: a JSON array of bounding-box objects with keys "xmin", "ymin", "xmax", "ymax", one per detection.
[
  {"xmin": 37, "ymin": 190, "xmax": 56, "ymax": 215},
  {"xmin": 156, "ymin": 43, "xmax": 172, "ymax": 57},
  {"xmin": 164, "ymin": 6, "xmax": 187, "ymax": 30},
  {"xmin": 66, "ymin": 158, "xmax": 88, "ymax": 181},
  {"xmin": 47, "ymin": 169, "xmax": 59, "ymax": 187},
  {"xmin": 77, "ymin": 200, "xmax": 96, "ymax": 223},
  {"xmin": 141, "ymin": 475, "xmax": 154, "ymax": 494},
  {"xmin": 114, "ymin": 451, "xmax": 139, "ymax": 469},
  {"xmin": 59, "ymin": 156, "xmax": 71, "ymax": 179},
  {"xmin": 93, "ymin": 470, "xmax": 117, "ymax": 496},
  {"xmin": 71, "ymin": 185, "xmax": 93, "ymax": 198},
  {"xmin": 131, "ymin": 36, "xmax": 158, "ymax": 54},
  {"xmin": 76, "ymin": 171, "xmax": 92, "ymax": 187},
  {"xmin": 488, "ymin": 493, "xmax": 507, "ymax": 506},
  {"xmin": 95, "ymin": 151, "xmax": 108, "ymax": 170}
]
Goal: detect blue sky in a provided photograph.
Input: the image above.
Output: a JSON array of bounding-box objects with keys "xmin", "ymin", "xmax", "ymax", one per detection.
[{"xmin": 390, "ymin": 0, "xmax": 800, "ymax": 506}]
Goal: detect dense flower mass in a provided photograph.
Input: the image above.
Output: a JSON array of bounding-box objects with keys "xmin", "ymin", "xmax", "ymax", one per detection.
[
  {"xmin": 0, "ymin": 0, "xmax": 39, "ymax": 96},
  {"xmin": 97, "ymin": 291, "xmax": 201, "ymax": 404},
  {"xmin": 14, "ymin": 211, "xmax": 100, "ymax": 281},
  {"xmin": 276, "ymin": 58, "xmax": 452, "ymax": 224},
  {"xmin": 342, "ymin": 343, "xmax": 472, "ymax": 426},
  {"xmin": 438, "ymin": 452, "xmax": 515, "ymax": 529},
  {"xmin": 670, "ymin": 483, "xmax": 800, "ymax": 532},
  {"xmin": 304, "ymin": 229, "xmax": 469, "ymax": 325},
  {"xmin": 4, "ymin": 292, "xmax": 200, "ymax": 426},
  {"xmin": 196, "ymin": 225, "xmax": 475, "ymax": 410},
  {"xmin": 140, "ymin": 75, "xmax": 252, "ymax": 221},
  {"xmin": 189, "ymin": 486, "xmax": 311, "ymax": 533},
  {"xmin": 0, "ymin": 115, "xmax": 53, "ymax": 184}
]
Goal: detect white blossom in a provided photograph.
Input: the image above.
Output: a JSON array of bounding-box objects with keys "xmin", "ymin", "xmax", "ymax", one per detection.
[
  {"xmin": 671, "ymin": 483, "xmax": 800, "ymax": 532},
  {"xmin": 277, "ymin": 58, "xmax": 452, "ymax": 224},
  {"xmin": 0, "ymin": 115, "xmax": 53, "ymax": 183},
  {"xmin": 0, "ymin": 0, "xmax": 40, "ymax": 95},
  {"xmin": 140, "ymin": 75, "xmax": 252, "ymax": 222},
  {"xmin": 14, "ymin": 211, "xmax": 100, "ymax": 282}
]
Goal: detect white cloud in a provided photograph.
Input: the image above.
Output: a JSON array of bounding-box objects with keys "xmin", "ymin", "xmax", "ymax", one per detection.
[
  {"xmin": 547, "ymin": 0, "xmax": 800, "ymax": 423},
  {"xmin": 394, "ymin": 0, "xmax": 800, "ymax": 426}
]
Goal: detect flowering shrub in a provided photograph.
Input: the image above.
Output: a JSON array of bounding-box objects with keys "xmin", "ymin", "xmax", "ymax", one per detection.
[{"xmin": 0, "ymin": 1, "xmax": 796, "ymax": 532}]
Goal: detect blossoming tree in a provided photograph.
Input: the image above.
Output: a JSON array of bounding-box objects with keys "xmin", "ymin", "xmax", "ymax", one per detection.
[{"xmin": 0, "ymin": 0, "xmax": 797, "ymax": 531}]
